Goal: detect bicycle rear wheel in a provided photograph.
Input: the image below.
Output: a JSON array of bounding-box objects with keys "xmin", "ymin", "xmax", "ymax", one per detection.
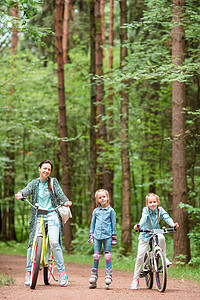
[
  {"xmin": 44, "ymin": 246, "xmax": 55, "ymax": 285},
  {"xmin": 30, "ymin": 236, "xmax": 43, "ymax": 289},
  {"xmin": 143, "ymin": 253, "xmax": 153, "ymax": 289},
  {"xmin": 155, "ymin": 250, "xmax": 167, "ymax": 292}
]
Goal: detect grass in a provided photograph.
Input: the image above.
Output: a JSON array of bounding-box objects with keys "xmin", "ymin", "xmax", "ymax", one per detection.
[
  {"xmin": 0, "ymin": 240, "xmax": 200, "ymax": 285},
  {"xmin": 0, "ymin": 274, "xmax": 15, "ymax": 287}
]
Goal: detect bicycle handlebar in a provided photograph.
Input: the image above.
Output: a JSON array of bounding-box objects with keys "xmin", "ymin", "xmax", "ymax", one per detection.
[
  {"xmin": 136, "ymin": 227, "xmax": 176, "ymax": 234},
  {"xmin": 20, "ymin": 196, "xmax": 63, "ymax": 214}
]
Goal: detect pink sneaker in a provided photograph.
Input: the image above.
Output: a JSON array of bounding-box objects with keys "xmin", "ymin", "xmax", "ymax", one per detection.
[
  {"xmin": 59, "ymin": 272, "xmax": 68, "ymax": 287},
  {"xmin": 24, "ymin": 272, "xmax": 30, "ymax": 286}
]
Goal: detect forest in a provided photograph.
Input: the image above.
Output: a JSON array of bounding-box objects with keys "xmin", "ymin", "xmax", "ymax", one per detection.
[{"xmin": 0, "ymin": 0, "xmax": 200, "ymax": 267}]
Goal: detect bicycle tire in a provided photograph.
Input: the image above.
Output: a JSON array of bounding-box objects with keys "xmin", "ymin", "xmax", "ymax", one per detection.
[
  {"xmin": 44, "ymin": 246, "xmax": 55, "ymax": 285},
  {"xmin": 143, "ymin": 252, "xmax": 153, "ymax": 289},
  {"xmin": 155, "ymin": 250, "xmax": 167, "ymax": 292},
  {"xmin": 30, "ymin": 236, "xmax": 43, "ymax": 289}
]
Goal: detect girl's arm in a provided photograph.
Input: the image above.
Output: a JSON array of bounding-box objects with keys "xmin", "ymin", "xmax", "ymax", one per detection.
[
  {"xmin": 160, "ymin": 207, "xmax": 175, "ymax": 227},
  {"xmin": 138, "ymin": 207, "xmax": 149, "ymax": 227},
  {"xmin": 110, "ymin": 209, "xmax": 116, "ymax": 235},
  {"xmin": 89, "ymin": 209, "xmax": 96, "ymax": 234}
]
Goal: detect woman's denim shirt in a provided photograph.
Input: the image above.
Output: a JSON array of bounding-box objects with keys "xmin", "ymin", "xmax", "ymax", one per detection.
[
  {"xmin": 90, "ymin": 205, "xmax": 116, "ymax": 240},
  {"xmin": 139, "ymin": 206, "xmax": 175, "ymax": 242}
]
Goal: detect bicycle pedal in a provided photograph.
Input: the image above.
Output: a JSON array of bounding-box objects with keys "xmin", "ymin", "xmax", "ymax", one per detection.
[{"xmin": 140, "ymin": 271, "xmax": 148, "ymax": 278}]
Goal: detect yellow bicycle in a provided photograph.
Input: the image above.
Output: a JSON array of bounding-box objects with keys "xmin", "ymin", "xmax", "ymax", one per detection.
[{"xmin": 21, "ymin": 196, "xmax": 62, "ymax": 289}]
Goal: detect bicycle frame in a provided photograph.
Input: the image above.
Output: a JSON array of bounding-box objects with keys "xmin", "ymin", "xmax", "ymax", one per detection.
[
  {"xmin": 21, "ymin": 196, "xmax": 62, "ymax": 289},
  {"xmin": 138, "ymin": 227, "xmax": 175, "ymax": 292},
  {"xmin": 31, "ymin": 213, "xmax": 53, "ymax": 268}
]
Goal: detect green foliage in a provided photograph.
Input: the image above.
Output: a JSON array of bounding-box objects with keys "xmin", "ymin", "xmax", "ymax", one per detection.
[
  {"xmin": 0, "ymin": 0, "xmax": 200, "ymax": 265},
  {"xmin": 0, "ymin": 241, "xmax": 27, "ymax": 256},
  {"xmin": 179, "ymin": 202, "xmax": 200, "ymax": 264},
  {"xmin": 0, "ymin": 273, "xmax": 14, "ymax": 287}
]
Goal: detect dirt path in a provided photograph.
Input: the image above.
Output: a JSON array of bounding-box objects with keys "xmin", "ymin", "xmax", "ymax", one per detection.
[{"xmin": 0, "ymin": 254, "xmax": 199, "ymax": 300}]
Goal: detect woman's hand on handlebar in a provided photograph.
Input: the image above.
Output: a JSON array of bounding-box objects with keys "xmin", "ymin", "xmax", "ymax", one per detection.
[{"xmin": 15, "ymin": 192, "xmax": 23, "ymax": 200}]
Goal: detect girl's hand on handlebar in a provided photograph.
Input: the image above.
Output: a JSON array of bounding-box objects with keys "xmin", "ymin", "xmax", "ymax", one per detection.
[
  {"xmin": 134, "ymin": 224, "xmax": 140, "ymax": 231},
  {"xmin": 64, "ymin": 201, "xmax": 72, "ymax": 207},
  {"xmin": 15, "ymin": 192, "xmax": 23, "ymax": 200},
  {"xmin": 173, "ymin": 222, "xmax": 179, "ymax": 229}
]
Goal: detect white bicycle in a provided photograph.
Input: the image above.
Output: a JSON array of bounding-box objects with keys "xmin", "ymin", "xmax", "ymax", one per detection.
[{"xmin": 137, "ymin": 227, "xmax": 176, "ymax": 292}]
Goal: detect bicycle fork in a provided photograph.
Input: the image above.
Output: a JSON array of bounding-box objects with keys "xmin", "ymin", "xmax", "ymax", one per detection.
[{"xmin": 153, "ymin": 245, "xmax": 161, "ymax": 273}]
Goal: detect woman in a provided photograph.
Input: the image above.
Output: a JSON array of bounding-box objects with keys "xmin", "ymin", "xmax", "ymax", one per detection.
[{"xmin": 15, "ymin": 160, "xmax": 72, "ymax": 287}]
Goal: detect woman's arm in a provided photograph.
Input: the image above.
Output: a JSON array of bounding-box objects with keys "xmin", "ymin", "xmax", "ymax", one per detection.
[
  {"xmin": 15, "ymin": 180, "xmax": 35, "ymax": 200},
  {"xmin": 53, "ymin": 178, "xmax": 71, "ymax": 205}
]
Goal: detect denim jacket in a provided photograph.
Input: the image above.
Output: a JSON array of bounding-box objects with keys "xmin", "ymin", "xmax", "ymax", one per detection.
[
  {"xmin": 139, "ymin": 206, "xmax": 175, "ymax": 242},
  {"xmin": 90, "ymin": 205, "xmax": 116, "ymax": 240}
]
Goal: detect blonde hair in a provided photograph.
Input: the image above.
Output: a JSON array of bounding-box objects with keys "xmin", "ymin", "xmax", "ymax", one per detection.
[
  {"xmin": 95, "ymin": 189, "xmax": 110, "ymax": 207},
  {"xmin": 146, "ymin": 193, "xmax": 160, "ymax": 205}
]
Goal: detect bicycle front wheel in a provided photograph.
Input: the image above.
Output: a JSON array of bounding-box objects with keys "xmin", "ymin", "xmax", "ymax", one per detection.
[
  {"xmin": 30, "ymin": 236, "xmax": 43, "ymax": 289},
  {"xmin": 155, "ymin": 250, "xmax": 167, "ymax": 292},
  {"xmin": 143, "ymin": 253, "xmax": 153, "ymax": 289},
  {"xmin": 44, "ymin": 246, "xmax": 55, "ymax": 285}
]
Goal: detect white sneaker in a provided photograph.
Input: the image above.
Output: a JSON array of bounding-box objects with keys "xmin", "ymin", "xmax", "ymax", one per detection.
[
  {"xmin": 59, "ymin": 272, "xmax": 68, "ymax": 287},
  {"xmin": 166, "ymin": 258, "xmax": 172, "ymax": 267},
  {"xmin": 24, "ymin": 272, "xmax": 30, "ymax": 286},
  {"xmin": 130, "ymin": 279, "xmax": 139, "ymax": 290}
]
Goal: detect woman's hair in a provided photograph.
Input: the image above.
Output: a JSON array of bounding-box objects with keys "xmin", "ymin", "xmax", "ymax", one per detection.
[
  {"xmin": 38, "ymin": 160, "xmax": 53, "ymax": 193},
  {"xmin": 95, "ymin": 189, "xmax": 110, "ymax": 207},
  {"xmin": 146, "ymin": 193, "xmax": 160, "ymax": 205},
  {"xmin": 38, "ymin": 160, "xmax": 53, "ymax": 171}
]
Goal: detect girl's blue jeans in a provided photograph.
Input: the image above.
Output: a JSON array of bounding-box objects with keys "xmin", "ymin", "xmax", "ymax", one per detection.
[
  {"xmin": 26, "ymin": 211, "xmax": 65, "ymax": 273},
  {"xmin": 93, "ymin": 237, "xmax": 112, "ymax": 269}
]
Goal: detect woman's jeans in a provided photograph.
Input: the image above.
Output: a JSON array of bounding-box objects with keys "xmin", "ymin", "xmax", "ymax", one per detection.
[
  {"xmin": 26, "ymin": 211, "xmax": 65, "ymax": 273},
  {"xmin": 93, "ymin": 237, "xmax": 112, "ymax": 269}
]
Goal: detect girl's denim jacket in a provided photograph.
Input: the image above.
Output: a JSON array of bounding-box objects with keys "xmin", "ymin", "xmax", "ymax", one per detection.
[
  {"xmin": 139, "ymin": 206, "xmax": 175, "ymax": 242},
  {"xmin": 90, "ymin": 205, "xmax": 116, "ymax": 240}
]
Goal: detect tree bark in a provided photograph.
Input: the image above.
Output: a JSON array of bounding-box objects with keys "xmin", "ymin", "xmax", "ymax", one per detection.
[
  {"xmin": 119, "ymin": 0, "xmax": 132, "ymax": 254},
  {"xmin": 100, "ymin": 0, "xmax": 105, "ymax": 59},
  {"xmin": 172, "ymin": 0, "xmax": 191, "ymax": 263},
  {"xmin": 2, "ymin": 3, "xmax": 19, "ymax": 241},
  {"xmin": 95, "ymin": 0, "xmax": 110, "ymax": 190},
  {"xmin": 107, "ymin": 0, "xmax": 114, "ymax": 206},
  {"xmin": 63, "ymin": 0, "xmax": 70, "ymax": 64},
  {"xmin": 89, "ymin": 0, "xmax": 97, "ymax": 216},
  {"xmin": 56, "ymin": 0, "xmax": 72, "ymax": 253}
]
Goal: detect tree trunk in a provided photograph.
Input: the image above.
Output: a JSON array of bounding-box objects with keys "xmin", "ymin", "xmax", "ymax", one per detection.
[
  {"xmin": 2, "ymin": 3, "xmax": 19, "ymax": 241},
  {"xmin": 89, "ymin": 0, "xmax": 97, "ymax": 217},
  {"xmin": 63, "ymin": 0, "xmax": 70, "ymax": 64},
  {"xmin": 95, "ymin": 0, "xmax": 110, "ymax": 190},
  {"xmin": 100, "ymin": 0, "xmax": 105, "ymax": 59},
  {"xmin": 107, "ymin": 0, "xmax": 114, "ymax": 206},
  {"xmin": 172, "ymin": 0, "xmax": 191, "ymax": 263},
  {"xmin": 119, "ymin": 0, "xmax": 132, "ymax": 254},
  {"xmin": 11, "ymin": 4, "xmax": 18, "ymax": 54},
  {"xmin": 5, "ymin": 141, "xmax": 15, "ymax": 240},
  {"xmin": 56, "ymin": 0, "xmax": 72, "ymax": 253}
]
